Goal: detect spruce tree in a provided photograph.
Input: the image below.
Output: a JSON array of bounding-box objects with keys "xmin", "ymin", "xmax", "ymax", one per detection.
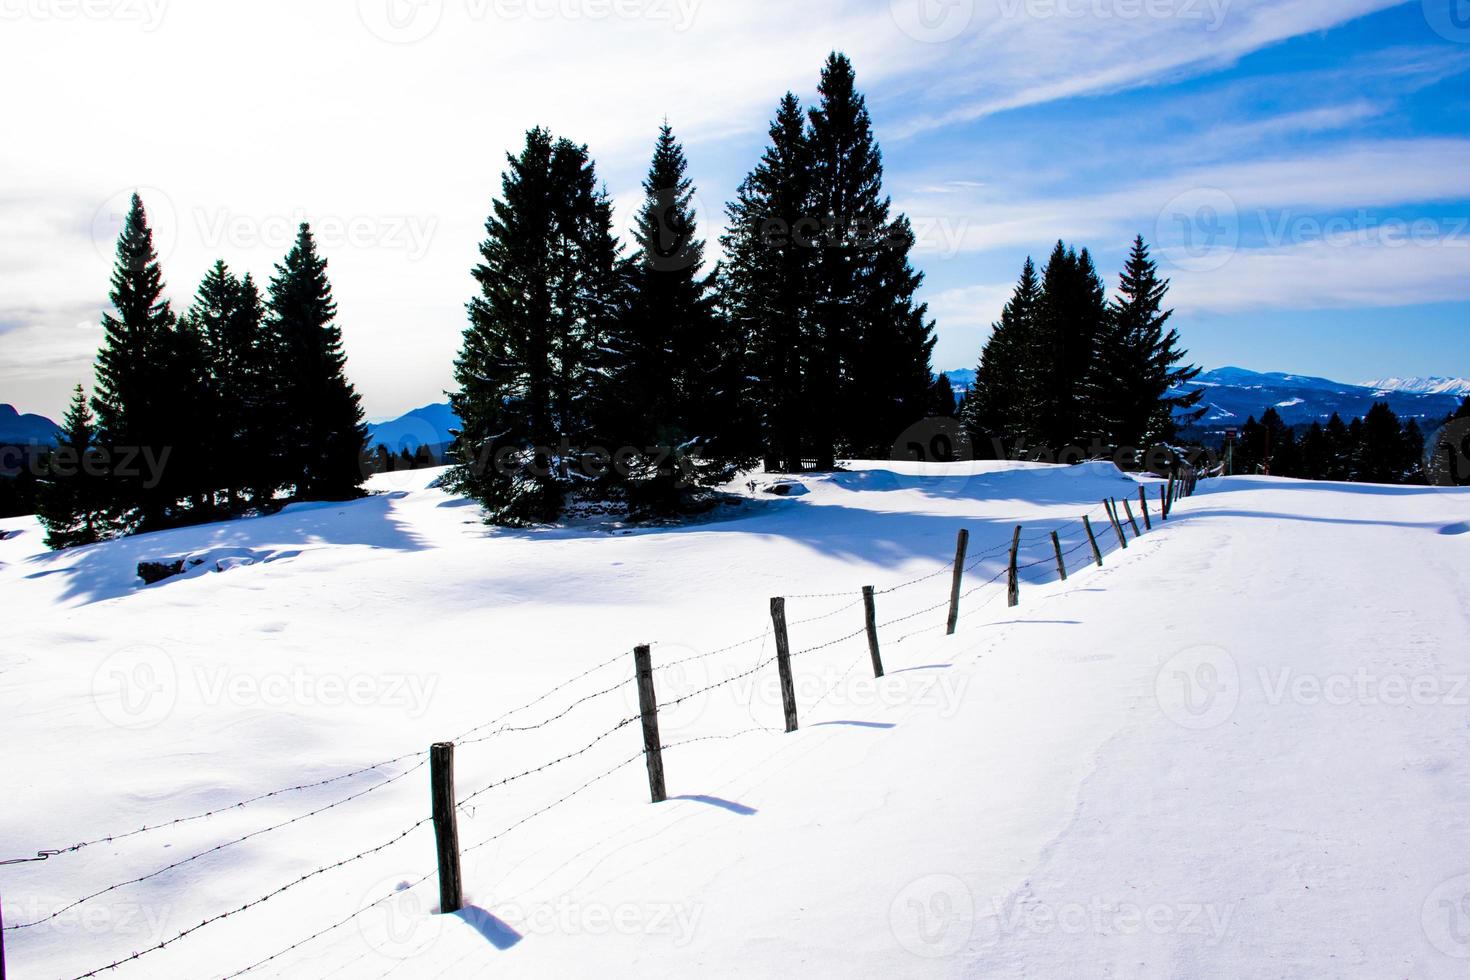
[
  {"xmin": 613, "ymin": 123, "xmax": 745, "ymax": 509},
  {"xmin": 448, "ymin": 128, "xmax": 623, "ymax": 524},
  {"xmin": 1429, "ymin": 397, "xmax": 1470, "ymax": 486},
  {"xmin": 1031, "ymin": 242, "xmax": 1108, "ymax": 451},
  {"xmin": 964, "ymin": 258, "xmax": 1041, "ymax": 455},
  {"xmin": 91, "ymin": 193, "xmax": 177, "ymax": 529},
  {"xmin": 806, "ymin": 53, "xmax": 934, "ymax": 460},
  {"xmin": 38, "ymin": 385, "xmax": 107, "ymax": 548},
  {"xmin": 267, "ymin": 224, "xmax": 367, "ymax": 501},
  {"xmin": 1095, "ymin": 236, "xmax": 1202, "ymax": 455},
  {"xmin": 1323, "ymin": 412, "xmax": 1351, "ymax": 480},
  {"xmin": 721, "ymin": 94, "xmax": 815, "ymax": 473},
  {"xmin": 1357, "ymin": 402, "xmax": 1408, "ymax": 484}
]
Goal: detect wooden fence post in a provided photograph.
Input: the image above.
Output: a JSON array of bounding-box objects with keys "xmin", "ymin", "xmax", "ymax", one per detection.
[
  {"xmin": 1083, "ymin": 515, "xmax": 1103, "ymax": 566},
  {"xmin": 1007, "ymin": 525, "xmax": 1022, "ymax": 607},
  {"xmin": 1139, "ymin": 486, "xmax": 1152, "ymax": 531},
  {"xmin": 1160, "ymin": 483, "xmax": 1170, "ymax": 521},
  {"xmin": 430, "ymin": 742, "xmax": 463, "ymax": 915},
  {"xmin": 770, "ymin": 598, "xmax": 799, "ymax": 733},
  {"xmin": 1122, "ymin": 497, "xmax": 1141, "ymax": 537},
  {"xmin": 1105, "ymin": 499, "xmax": 1128, "ymax": 550},
  {"xmin": 1051, "ymin": 531, "xmax": 1067, "ymax": 581},
  {"xmin": 633, "ymin": 645, "xmax": 667, "ymax": 803},
  {"xmin": 946, "ymin": 528, "xmax": 969, "ymax": 635},
  {"xmin": 862, "ymin": 586, "xmax": 884, "ymax": 678},
  {"xmin": 1166, "ymin": 472, "xmax": 1176, "ymax": 511}
]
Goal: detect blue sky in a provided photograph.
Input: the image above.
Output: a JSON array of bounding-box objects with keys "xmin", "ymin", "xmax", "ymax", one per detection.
[{"xmin": 1, "ymin": 0, "xmax": 1466, "ymax": 419}]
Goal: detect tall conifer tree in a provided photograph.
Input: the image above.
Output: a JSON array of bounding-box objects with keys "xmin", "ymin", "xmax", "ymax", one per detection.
[{"xmin": 267, "ymin": 224, "xmax": 367, "ymax": 501}]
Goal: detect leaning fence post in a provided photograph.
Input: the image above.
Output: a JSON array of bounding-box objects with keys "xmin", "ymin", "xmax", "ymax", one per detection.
[
  {"xmin": 1007, "ymin": 525, "xmax": 1022, "ymax": 607},
  {"xmin": 946, "ymin": 528, "xmax": 969, "ymax": 635},
  {"xmin": 1122, "ymin": 497, "xmax": 1141, "ymax": 537},
  {"xmin": 1160, "ymin": 483, "xmax": 1170, "ymax": 521},
  {"xmin": 1139, "ymin": 486, "xmax": 1152, "ymax": 531},
  {"xmin": 862, "ymin": 586, "xmax": 884, "ymax": 678},
  {"xmin": 1083, "ymin": 515, "xmax": 1103, "ymax": 566},
  {"xmin": 769, "ymin": 598, "xmax": 799, "ymax": 732},
  {"xmin": 1166, "ymin": 472, "xmax": 1176, "ymax": 511},
  {"xmin": 1051, "ymin": 531, "xmax": 1067, "ymax": 582},
  {"xmin": 633, "ymin": 645, "xmax": 667, "ymax": 803},
  {"xmin": 1105, "ymin": 499, "xmax": 1128, "ymax": 550},
  {"xmin": 429, "ymin": 742, "xmax": 463, "ymax": 915}
]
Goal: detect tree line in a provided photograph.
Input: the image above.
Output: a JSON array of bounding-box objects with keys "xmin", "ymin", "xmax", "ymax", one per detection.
[
  {"xmin": 37, "ymin": 196, "xmax": 367, "ymax": 548},
  {"xmin": 1230, "ymin": 399, "xmax": 1470, "ymax": 485},
  {"xmin": 447, "ymin": 53, "xmax": 938, "ymax": 524},
  {"xmin": 958, "ymin": 236, "xmax": 1203, "ymax": 462}
]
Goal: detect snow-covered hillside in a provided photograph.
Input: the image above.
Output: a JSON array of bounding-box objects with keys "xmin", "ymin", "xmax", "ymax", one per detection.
[
  {"xmin": 1364, "ymin": 377, "xmax": 1470, "ymax": 398},
  {"xmin": 3, "ymin": 463, "xmax": 1469, "ymax": 978}
]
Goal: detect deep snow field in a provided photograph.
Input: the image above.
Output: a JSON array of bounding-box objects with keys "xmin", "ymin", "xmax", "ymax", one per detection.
[{"xmin": 3, "ymin": 461, "xmax": 1470, "ymax": 978}]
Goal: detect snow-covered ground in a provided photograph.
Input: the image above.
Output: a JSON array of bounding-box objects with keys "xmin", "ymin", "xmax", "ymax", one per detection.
[{"xmin": 3, "ymin": 462, "xmax": 1469, "ymax": 978}]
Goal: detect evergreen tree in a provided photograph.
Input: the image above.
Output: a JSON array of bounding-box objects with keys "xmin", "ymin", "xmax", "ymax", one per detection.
[
  {"xmin": 1402, "ymin": 418, "xmax": 1426, "ymax": 484},
  {"xmin": 187, "ymin": 260, "xmax": 271, "ymax": 508},
  {"xmin": 38, "ymin": 386, "xmax": 107, "ymax": 548},
  {"xmin": 1296, "ymin": 421, "xmax": 1330, "ymax": 481},
  {"xmin": 612, "ymin": 123, "xmax": 747, "ymax": 509},
  {"xmin": 964, "ymin": 258, "xmax": 1040, "ymax": 454},
  {"xmin": 721, "ymin": 94, "xmax": 815, "ymax": 473},
  {"xmin": 1322, "ymin": 412, "xmax": 1351, "ymax": 481},
  {"xmin": 448, "ymin": 128, "xmax": 623, "ymax": 524},
  {"xmin": 1357, "ymin": 402, "xmax": 1408, "ymax": 484},
  {"xmin": 928, "ymin": 374, "xmax": 957, "ymax": 419},
  {"xmin": 267, "ymin": 224, "xmax": 367, "ymax": 501},
  {"xmin": 1095, "ymin": 236, "xmax": 1202, "ymax": 454},
  {"xmin": 91, "ymin": 193, "xmax": 177, "ymax": 529},
  {"xmin": 1031, "ymin": 242, "xmax": 1108, "ymax": 451},
  {"xmin": 806, "ymin": 53, "xmax": 934, "ymax": 460}
]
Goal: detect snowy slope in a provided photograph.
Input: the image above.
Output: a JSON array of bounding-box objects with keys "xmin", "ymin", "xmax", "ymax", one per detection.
[
  {"xmin": 3, "ymin": 464, "xmax": 1470, "ymax": 978},
  {"xmin": 1364, "ymin": 376, "xmax": 1470, "ymax": 398}
]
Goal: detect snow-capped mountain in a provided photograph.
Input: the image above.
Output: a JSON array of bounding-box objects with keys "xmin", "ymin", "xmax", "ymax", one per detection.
[
  {"xmin": 1362, "ymin": 376, "xmax": 1470, "ymax": 398},
  {"xmin": 1177, "ymin": 367, "xmax": 1466, "ymax": 429}
]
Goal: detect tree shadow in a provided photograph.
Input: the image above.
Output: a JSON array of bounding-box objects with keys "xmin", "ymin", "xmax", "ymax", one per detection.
[{"xmin": 22, "ymin": 493, "xmax": 429, "ymax": 606}]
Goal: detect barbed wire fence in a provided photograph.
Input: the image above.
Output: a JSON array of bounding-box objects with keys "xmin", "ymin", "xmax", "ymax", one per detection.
[{"xmin": 0, "ymin": 469, "xmax": 1203, "ymax": 979}]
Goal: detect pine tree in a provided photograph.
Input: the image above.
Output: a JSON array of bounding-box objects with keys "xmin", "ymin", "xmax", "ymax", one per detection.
[
  {"xmin": 38, "ymin": 386, "xmax": 107, "ymax": 548},
  {"xmin": 928, "ymin": 374, "xmax": 957, "ymax": 419},
  {"xmin": 806, "ymin": 53, "xmax": 934, "ymax": 460},
  {"xmin": 1031, "ymin": 242, "xmax": 1108, "ymax": 451},
  {"xmin": 964, "ymin": 258, "xmax": 1041, "ymax": 455},
  {"xmin": 1095, "ymin": 236, "xmax": 1202, "ymax": 455},
  {"xmin": 267, "ymin": 224, "xmax": 367, "ymax": 501},
  {"xmin": 1357, "ymin": 402, "xmax": 1407, "ymax": 484},
  {"xmin": 612, "ymin": 123, "xmax": 745, "ymax": 510},
  {"xmin": 721, "ymin": 94, "xmax": 815, "ymax": 473},
  {"xmin": 187, "ymin": 260, "xmax": 271, "ymax": 508},
  {"xmin": 448, "ymin": 129, "xmax": 623, "ymax": 524},
  {"xmin": 1323, "ymin": 412, "xmax": 1351, "ymax": 481},
  {"xmin": 91, "ymin": 193, "xmax": 178, "ymax": 529}
]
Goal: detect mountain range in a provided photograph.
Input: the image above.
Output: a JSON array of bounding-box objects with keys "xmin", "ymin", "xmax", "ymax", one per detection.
[{"xmin": 0, "ymin": 404, "xmax": 61, "ymax": 445}]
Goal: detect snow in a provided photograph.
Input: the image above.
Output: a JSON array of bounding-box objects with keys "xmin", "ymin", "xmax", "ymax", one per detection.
[
  {"xmin": 1364, "ymin": 377, "xmax": 1470, "ymax": 398},
  {"xmin": 1274, "ymin": 397, "xmax": 1305, "ymax": 408},
  {"xmin": 4, "ymin": 463, "xmax": 1470, "ymax": 978}
]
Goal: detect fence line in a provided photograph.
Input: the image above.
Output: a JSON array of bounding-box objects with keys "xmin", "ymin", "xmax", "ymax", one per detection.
[{"xmin": 3, "ymin": 469, "xmax": 1204, "ymax": 980}]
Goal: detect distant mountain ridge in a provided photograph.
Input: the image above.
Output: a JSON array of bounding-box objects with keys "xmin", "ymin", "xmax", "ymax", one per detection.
[
  {"xmin": 0, "ymin": 405, "xmax": 60, "ymax": 445},
  {"xmin": 365, "ymin": 402, "xmax": 458, "ymax": 453},
  {"xmin": 1362, "ymin": 377, "xmax": 1470, "ymax": 398}
]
